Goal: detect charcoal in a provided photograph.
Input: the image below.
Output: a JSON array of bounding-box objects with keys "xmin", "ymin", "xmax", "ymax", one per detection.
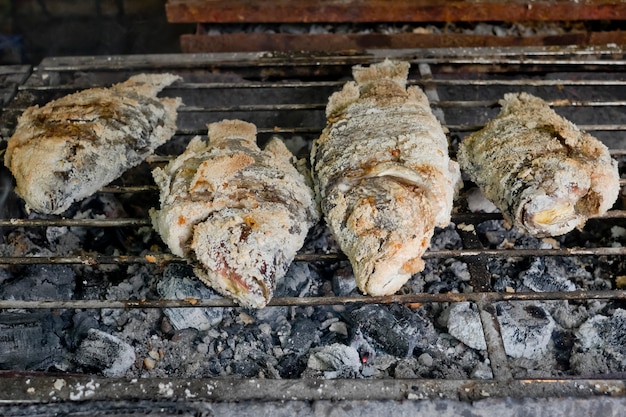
[
  {"xmin": 233, "ymin": 345, "xmax": 278, "ymax": 378},
  {"xmin": 519, "ymin": 257, "xmax": 577, "ymax": 292},
  {"xmin": 349, "ymin": 327, "xmax": 376, "ymax": 363},
  {"xmin": 444, "ymin": 302, "xmax": 487, "ymax": 351},
  {"xmin": 425, "ymin": 264, "xmax": 467, "ymax": 293},
  {"xmin": 0, "ymin": 312, "xmax": 65, "ymax": 370},
  {"xmin": 74, "ymin": 328, "xmax": 136, "ymax": 377},
  {"xmin": 275, "ymin": 262, "xmax": 320, "ymax": 298},
  {"xmin": 393, "ymin": 357, "xmax": 419, "ymax": 378},
  {"xmin": 495, "ymin": 301, "xmax": 556, "ymax": 359},
  {"xmin": 0, "ymin": 267, "xmax": 11, "ymax": 285},
  {"xmin": 231, "ymin": 357, "xmax": 263, "ymax": 378},
  {"xmin": 282, "ymin": 318, "xmax": 319, "ymax": 354},
  {"xmin": 305, "ymin": 343, "xmax": 361, "ymax": 378},
  {"xmin": 476, "ymin": 220, "xmax": 544, "ymax": 248},
  {"xmin": 570, "ymin": 308, "xmax": 626, "ymax": 375},
  {"xmin": 429, "ymin": 224, "xmax": 463, "ymax": 251},
  {"xmin": 156, "ymin": 264, "xmax": 225, "ymax": 331},
  {"xmin": 552, "ymin": 328, "xmax": 576, "ymax": 368},
  {"xmin": 332, "ymin": 266, "xmax": 357, "ymax": 296},
  {"xmin": 0, "ymin": 264, "xmax": 75, "ymax": 300},
  {"xmin": 66, "ymin": 311, "xmax": 100, "ymax": 349},
  {"xmin": 277, "ymin": 352, "xmax": 308, "ymax": 378},
  {"xmin": 348, "ymin": 304, "xmax": 437, "ymax": 357},
  {"xmin": 253, "ymin": 306, "xmax": 289, "ymax": 324}
]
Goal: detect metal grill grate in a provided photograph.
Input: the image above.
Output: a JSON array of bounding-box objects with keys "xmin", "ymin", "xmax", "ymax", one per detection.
[{"xmin": 0, "ymin": 45, "xmax": 625, "ymax": 404}]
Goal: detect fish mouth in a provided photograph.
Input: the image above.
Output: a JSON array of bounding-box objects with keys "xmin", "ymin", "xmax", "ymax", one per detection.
[
  {"xmin": 195, "ymin": 263, "xmax": 271, "ymax": 309},
  {"xmin": 520, "ymin": 195, "xmax": 581, "ymax": 236}
]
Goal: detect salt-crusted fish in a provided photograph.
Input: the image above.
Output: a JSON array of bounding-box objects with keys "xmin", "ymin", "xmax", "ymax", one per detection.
[
  {"xmin": 151, "ymin": 120, "xmax": 319, "ymax": 308},
  {"xmin": 457, "ymin": 92, "xmax": 620, "ymax": 237},
  {"xmin": 4, "ymin": 73, "xmax": 182, "ymax": 214},
  {"xmin": 311, "ymin": 60, "xmax": 461, "ymax": 296}
]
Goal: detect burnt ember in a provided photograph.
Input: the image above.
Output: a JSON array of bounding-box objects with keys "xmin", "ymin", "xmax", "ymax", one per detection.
[{"xmin": 0, "ymin": 48, "xmax": 625, "ymax": 397}]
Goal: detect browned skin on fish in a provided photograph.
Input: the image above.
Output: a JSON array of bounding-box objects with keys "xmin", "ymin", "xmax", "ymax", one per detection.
[
  {"xmin": 151, "ymin": 120, "xmax": 319, "ymax": 308},
  {"xmin": 458, "ymin": 92, "xmax": 620, "ymax": 237},
  {"xmin": 311, "ymin": 60, "xmax": 461, "ymax": 296},
  {"xmin": 5, "ymin": 73, "xmax": 181, "ymax": 214}
]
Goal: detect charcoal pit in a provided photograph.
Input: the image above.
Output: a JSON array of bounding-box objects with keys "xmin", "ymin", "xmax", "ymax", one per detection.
[{"xmin": 0, "ymin": 46, "xmax": 625, "ymax": 415}]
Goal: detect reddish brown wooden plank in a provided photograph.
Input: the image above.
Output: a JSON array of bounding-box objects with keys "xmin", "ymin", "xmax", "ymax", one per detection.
[
  {"xmin": 179, "ymin": 31, "xmax": 626, "ymax": 53},
  {"xmin": 167, "ymin": 0, "xmax": 626, "ymax": 23}
]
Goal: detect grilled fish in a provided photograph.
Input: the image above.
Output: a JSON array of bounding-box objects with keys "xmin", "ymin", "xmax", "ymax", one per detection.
[
  {"xmin": 4, "ymin": 73, "xmax": 181, "ymax": 214},
  {"xmin": 457, "ymin": 92, "xmax": 620, "ymax": 237},
  {"xmin": 151, "ymin": 120, "xmax": 319, "ymax": 308},
  {"xmin": 311, "ymin": 60, "xmax": 462, "ymax": 296}
]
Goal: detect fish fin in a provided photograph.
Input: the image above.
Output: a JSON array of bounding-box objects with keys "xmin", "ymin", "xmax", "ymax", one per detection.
[
  {"xmin": 207, "ymin": 119, "xmax": 258, "ymax": 147},
  {"xmin": 326, "ymin": 81, "xmax": 360, "ymax": 119},
  {"xmin": 119, "ymin": 73, "xmax": 181, "ymax": 96},
  {"xmin": 352, "ymin": 59, "xmax": 409, "ymax": 89}
]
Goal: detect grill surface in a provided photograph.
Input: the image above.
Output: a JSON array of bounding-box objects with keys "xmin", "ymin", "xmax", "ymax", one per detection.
[{"xmin": 0, "ymin": 45, "xmax": 625, "ymax": 409}]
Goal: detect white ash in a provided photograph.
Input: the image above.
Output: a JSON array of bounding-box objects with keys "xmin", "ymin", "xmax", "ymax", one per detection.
[
  {"xmin": 304, "ymin": 343, "xmax": 361, "ymax": 379},
  {"xmin": 156, "ymin": 264, "xmax": 225, "ymax": 331},
  {"xmin": 547, "ymin": 300, "xmax": 607, "ymax": 330},
  {"xmin": 520, "ymin": 257, "xmax": 577, "ymax": 293},
  {"xmin": 73, "ymin": 328, "xmax": 136, "ymax": 377},
  {"xmin": 443, "ymin": 302, "xmax": 487, "ymax": 351},
  {"xmin": 101, "ymin": 264, "xmax": 155, "ymax": 328},
  {"xmin": 496, "ymin": 301, "xmax": 555, "ymax": 360},
  {"xmin": 611, "ymin": 225, "xmax": 626, "ymax": 240},
  {"xmin": 471, "ymin": 361, "xmax": 494, "ymax": 380},
  {"xmin": 466, "ymin": 187, "xmax": 499, "ymax": 213},
  {"xmin": 570, "ymin": 308, "xmax": 626, "ymax": 375}
]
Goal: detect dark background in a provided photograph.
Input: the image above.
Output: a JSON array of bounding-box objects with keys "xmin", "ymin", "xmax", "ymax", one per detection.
[{"xmin": 0, "ymin": 0, "xmax": 193, "ymax": 65}]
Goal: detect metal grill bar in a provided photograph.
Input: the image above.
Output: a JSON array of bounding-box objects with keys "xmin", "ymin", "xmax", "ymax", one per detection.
[
  {"xmin": 17, "ymin": 78, "xmax": 626, "ymax": 92},
  {"xmin": 0, "ymin": 246, "xmax": 623, "ymax": 266},
  {"xmin": 12, "ymin": 100, "xmax": 626, "ymax": 113},
  {"xmin": 448, "ymin": 124, "xmax": 626, "ymax": 132},
  {"xmin": 1, "ymin": 375, "xmax": 625, "ymax": 403},
  {"xmin": 1, "ymin": 209, "xmax": 624, "ymax": 228},
  {"xmin": 0, "ymin": 218, "xmax": 152, "ymax": 227},
  {"xmin": 435, "ymin": 100, "xmax": 626, "ymax": 108},
  {"xmin": 30, "ymin": 47, "xmax": 626, "ymax": 72},
  {"xmin": 171, "ymin": 124, "xmax": 626, "ymax": 136},
  {"xmin": 0, "ymin": 289, "xmax": 625, "ymax": 310}
]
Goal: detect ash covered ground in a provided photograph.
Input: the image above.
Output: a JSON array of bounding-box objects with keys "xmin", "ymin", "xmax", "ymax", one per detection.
[{"xmin": 1, "ymin": 162, "xmax": 625, "ymax": 380}]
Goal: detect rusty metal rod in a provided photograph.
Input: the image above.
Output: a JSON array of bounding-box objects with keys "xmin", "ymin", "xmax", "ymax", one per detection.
[
  {"xmin": 34, "ymin": 49, "xmax": 626, "ymax": 72},
  {"xmin": 0, "ymin": 289, "xmax": 625, "ymax": 310},
  {"xmin": 0, "ymin": 246, "xmax": 624, "ymax": 266},
  {"xmin": 434, "ymin": 100, "xmax": 626, "ymax": 108},
  {"xmin": 1, "ymin": 209, "xmax": 624, "ymax": 228},
  {"xmin": 167, "ymin": 100, "xmax": 626, "ymax": 113},
  {"xmin": 447, "ymin": 123, "xmax": 626, "ymax": 132},
  {"xmin": 0, "ymin": 218, "xmax": 152, "ymax": 227},
  {"xmin": 179, "ymin": 103, "xmax": 326, "ymax": 112},
  {"xmin": 21, "ymin": 79, "xmax": 626, "ymax": 93}
]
